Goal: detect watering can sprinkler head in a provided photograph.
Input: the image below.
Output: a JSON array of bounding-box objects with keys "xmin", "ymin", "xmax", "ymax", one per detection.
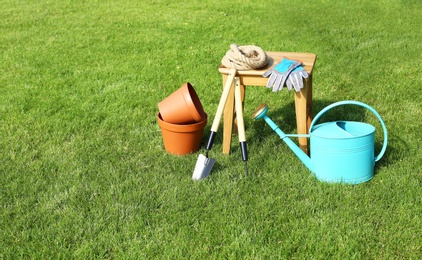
[{"xmin": 251, "ymin": 104, "xmax": 269, "ymax": 120}]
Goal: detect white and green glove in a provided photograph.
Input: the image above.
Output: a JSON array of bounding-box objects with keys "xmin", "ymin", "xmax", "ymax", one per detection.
[{"xmin": 262, "ymin": 58, "xmax": 308, "ymax": 92}]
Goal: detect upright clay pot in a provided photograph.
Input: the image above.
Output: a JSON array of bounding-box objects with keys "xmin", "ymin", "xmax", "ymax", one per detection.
[
  {"xmin": 158, "ymin": 82, "xmax": 206, "ymax": 124},
  {"xmin": 157, "ymin": 113, "xmax": 207, "ymax": 155}
]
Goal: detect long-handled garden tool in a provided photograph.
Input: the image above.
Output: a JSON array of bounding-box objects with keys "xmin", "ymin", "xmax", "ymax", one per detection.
[
  {"xmin": 192, "ymin": 44, "xmax": 267, "ymax": 180},
  {"xmin": 234, "ymin": 77, "xmax": 248, "ymax": 176},
  {"xmin": 192, "ymin": 72, "xmax": 249, "ymax": 180},
  {"xmin": 192, "ymin": 68, "xmax": 236, "ymax": 180}
]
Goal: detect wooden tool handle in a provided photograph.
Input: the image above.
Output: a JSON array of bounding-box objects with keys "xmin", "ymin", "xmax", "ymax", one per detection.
[
  {"xmin": 210, "ymin": 68, "xmax": 236, "ymax": 132},
  {"xmin": 234, "ymin": 77, "xmax": 248, "ymax": 167},
  {"xmin": 234, "ymin": 77, "xmax": 246, "ymax": 142}
]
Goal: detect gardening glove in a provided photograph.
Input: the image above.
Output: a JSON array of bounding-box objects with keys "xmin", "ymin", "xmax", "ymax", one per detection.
[
  {"xmin": 262, "ymin": 58, "xmax": 301, "ymax": 92},
  {"xmin": 262, "ymin": 58, "xmax": 308, "ymax": 92},
  {"xmin": 286, "ymin": 67, "xmax": 309, "ymax": 92}
]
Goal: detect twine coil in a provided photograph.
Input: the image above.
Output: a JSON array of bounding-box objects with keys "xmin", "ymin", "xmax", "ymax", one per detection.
[{"xmin": 221, "ymin": 44, "xmax": 268, "ymax": 71}]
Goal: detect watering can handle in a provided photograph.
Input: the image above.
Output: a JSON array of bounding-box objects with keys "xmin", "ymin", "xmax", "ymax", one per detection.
[{"xmin": 309, "ymin": 100, "xmax": 388, "ymax": 162}]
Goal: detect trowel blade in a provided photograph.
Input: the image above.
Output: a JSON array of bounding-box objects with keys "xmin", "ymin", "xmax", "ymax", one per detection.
[{"xmin": 192, "ymin": 154, "xmax": 216, "ymax": 180}]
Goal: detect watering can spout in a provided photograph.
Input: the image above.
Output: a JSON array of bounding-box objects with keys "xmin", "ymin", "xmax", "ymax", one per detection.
[
  {"xmin": 251, "ymin": 104, "xmax": 313, "ymax": 172},
  {"xmin": 268, "ymin": 121, "xmax": 313, "ymax": 172}
]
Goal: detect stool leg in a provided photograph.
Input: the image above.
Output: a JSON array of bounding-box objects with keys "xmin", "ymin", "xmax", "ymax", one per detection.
[
  {"xmin": 294, "ymin": 75, "xmax": 312, "ymax": 155},
  {"xmin": 222, "ymin": 75, "xmax": 235, "ymax": 154},
  {"xmin": 306, "ymin": 74, "xmax": 313, "ymax": 133}
]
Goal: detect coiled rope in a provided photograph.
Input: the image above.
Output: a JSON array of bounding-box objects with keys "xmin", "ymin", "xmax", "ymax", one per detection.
[{"xmin": 221, "ymin": 44, "xmax": 268, "ymax": 71}]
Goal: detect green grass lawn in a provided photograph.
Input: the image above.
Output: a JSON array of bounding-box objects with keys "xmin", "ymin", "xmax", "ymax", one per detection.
[{"xmin": 1, "ymin": 0, "xmax": 421, "ymax": 258}]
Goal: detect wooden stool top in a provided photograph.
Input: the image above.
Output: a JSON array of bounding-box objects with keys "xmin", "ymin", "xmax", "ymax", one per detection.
[{"xmin": 219, "ymin": 52, "xmax": 317, "ymax": 76}]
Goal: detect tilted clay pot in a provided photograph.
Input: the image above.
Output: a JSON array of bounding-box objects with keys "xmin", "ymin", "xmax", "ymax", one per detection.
[{"xmin": 158, "ymin": 82, "xmax": 206, "ymax": 124}]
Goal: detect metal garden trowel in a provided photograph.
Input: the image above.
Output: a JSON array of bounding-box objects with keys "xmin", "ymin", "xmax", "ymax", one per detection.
[{"xmin": 192, "ymin": 153, "xmax": 216, "ymax": 180}]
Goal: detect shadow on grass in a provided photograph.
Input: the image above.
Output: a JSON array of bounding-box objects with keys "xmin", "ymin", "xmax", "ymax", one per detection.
[
  {"xmin": 374, "ymin": 131, "xmax": 410, "ymax": 170},
  {"xmin": 247, "ymin": 99, "xmax": 357, "ymax": 145}
]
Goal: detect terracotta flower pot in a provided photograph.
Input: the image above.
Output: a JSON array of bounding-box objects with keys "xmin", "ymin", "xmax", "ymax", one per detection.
[
  {"xmin": 157, "ymin": 113, "xmax": 207, "ymax": 155},
  {"xmin": 158, "ymin": 82, "xmax": 206, "ymax": 124}
]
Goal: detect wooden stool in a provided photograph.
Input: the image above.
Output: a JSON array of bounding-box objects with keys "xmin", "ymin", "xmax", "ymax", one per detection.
[{"xmin": 218, "ymin": 52, "xmax": 317, "ymax": 155}]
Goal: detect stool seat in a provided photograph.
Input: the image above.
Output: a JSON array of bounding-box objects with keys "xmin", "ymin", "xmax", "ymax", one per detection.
[{"xmin": 218, "ymin": 51, "xmax": 317, "ymax": 155}]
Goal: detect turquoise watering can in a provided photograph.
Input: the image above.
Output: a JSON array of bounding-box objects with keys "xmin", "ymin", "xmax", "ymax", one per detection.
[{"xmin": 252, "ymin": 101, "xmax": 388, "ymax": 184}]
